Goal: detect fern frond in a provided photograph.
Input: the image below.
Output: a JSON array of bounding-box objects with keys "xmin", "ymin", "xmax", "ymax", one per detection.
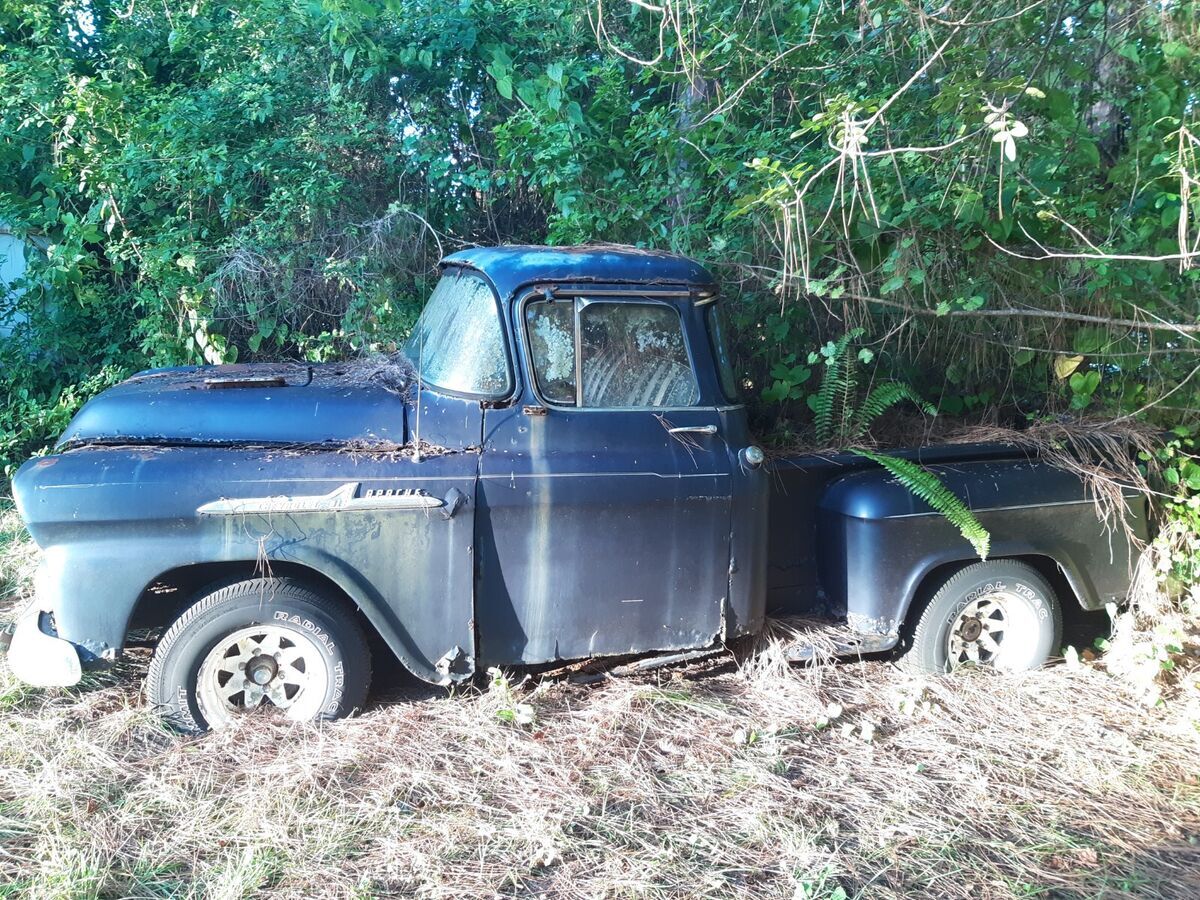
[
  {"xmin": 850, "ymin": 383, "xmax": 936, "ymax": 440},
  {"xmin": 814, "ymin": 328, "xmax": 863, "ymax": 444},
  {"xmin": 836, "ymin": 333, "xmax": 859, "ymax": 444},
  {"xmin": 812, "ymin": 348, "xmax": 842, "ymax": 444},
  {"xmin": 852, "ymin": 449, "xmax": 991, "ymax": 559}
]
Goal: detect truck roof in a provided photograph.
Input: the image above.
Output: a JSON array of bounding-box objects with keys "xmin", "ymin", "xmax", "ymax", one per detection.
[{"xmin": 442, "ymin": 244, "xmax": 717, "ymax": 299}]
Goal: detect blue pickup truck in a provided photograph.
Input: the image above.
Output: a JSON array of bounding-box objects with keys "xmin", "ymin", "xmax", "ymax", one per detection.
[{"xmin": 6, "ymin": 246, "xmax": 1146, "ymax": 730}]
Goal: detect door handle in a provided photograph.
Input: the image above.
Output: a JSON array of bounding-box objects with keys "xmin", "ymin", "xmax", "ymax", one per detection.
[{"xmin": 667, "ymin": 424, "xmax": 718, "ymax": 435}]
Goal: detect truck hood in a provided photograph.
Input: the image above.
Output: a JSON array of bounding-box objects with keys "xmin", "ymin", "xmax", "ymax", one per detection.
[{"xmin": 58, "ymin": 359, "xmax": 413, "ymax": 449}]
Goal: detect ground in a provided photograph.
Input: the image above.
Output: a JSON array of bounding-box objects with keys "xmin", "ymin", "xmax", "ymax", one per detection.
[{"xmin": 2, "ymin": 501, "xmax": 1199, "ymax": 899}]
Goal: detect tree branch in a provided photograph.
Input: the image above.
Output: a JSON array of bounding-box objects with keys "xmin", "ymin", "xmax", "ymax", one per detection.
[
  {"xmin": 845, "ymin": 292, "xmax": 1200, "ymax": 335},
  {"xmin": 985, "ymin": 233, "xmax": 1200, "ymax": 264}
]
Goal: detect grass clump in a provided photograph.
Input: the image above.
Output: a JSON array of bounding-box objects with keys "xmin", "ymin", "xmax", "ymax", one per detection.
[{"xmin": 1, "ymin": 500, "xmax": 36, "ymax": 618}]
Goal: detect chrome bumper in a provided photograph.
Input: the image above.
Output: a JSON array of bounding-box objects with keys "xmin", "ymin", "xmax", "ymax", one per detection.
[{"xmin": 3, "ymin": 605, "xmax": 83, "ymax": 688}]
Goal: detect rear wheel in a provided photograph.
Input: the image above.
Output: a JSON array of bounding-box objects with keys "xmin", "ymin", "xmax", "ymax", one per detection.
[
  {"xmin": 146, "ymin": 577, "xmax": 371, "ymax": 732},
  {"xmin": 898, "ymin": 560, "xmax": 1062, "ymax": 674}
]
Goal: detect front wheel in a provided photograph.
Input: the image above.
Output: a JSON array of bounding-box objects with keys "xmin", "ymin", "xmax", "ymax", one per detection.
[
  {"xmin": 146, "ymin": 577, "xmax": 371, "ymax": 731},
  {"xmin": 898, "ymin": 560, "xmax": 1063, "ymax": 674}
]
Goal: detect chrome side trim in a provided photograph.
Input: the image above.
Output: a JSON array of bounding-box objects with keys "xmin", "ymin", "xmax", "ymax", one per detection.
[
  {"xmin": 875, "ymin": 498, "xmax": 1102, "ymax": 520},
  {"xmin": 197, "ymin": 482, "xmax": 445, "ymax": 516}
]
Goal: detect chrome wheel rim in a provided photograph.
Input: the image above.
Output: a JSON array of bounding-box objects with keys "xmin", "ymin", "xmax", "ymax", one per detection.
[
  {"xmin": 945, "ymin": 591, "xmax": 1038, "ymax": 671},
  {"xmin": 196, "ymin": 624, "xmax": 329, "ymax": 728}
]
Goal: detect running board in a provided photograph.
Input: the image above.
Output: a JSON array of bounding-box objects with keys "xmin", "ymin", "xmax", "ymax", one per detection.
[
  {"xmin": 609, "ymin": 647, "xmax": 724, "ymax": 676},
  {"xmin": 561, "ymin": 622, "xmax": 898, "ymax": 685}
]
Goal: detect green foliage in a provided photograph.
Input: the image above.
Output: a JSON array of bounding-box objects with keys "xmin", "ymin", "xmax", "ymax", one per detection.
[
  {"xmin": 811, "ymin": 329, "xmax": 936, "ymax": 445},
  {"xmin": 1145, "ymin": 426, "xmax": 1200, "ymax": 586},
  {"xmin": 0, "ymin": 362, "xmax": 128, "ymax": 477},
  {"xmin": 1, "ymin": 0, "xmax": 1198, "ymax": 480},
  {"xmin": 853, "ymin": 449, "xmax": 991, "ymax": 560}
]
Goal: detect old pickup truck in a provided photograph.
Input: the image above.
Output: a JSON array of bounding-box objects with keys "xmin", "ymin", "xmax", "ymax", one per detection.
[{"xmin": 6, "ymin": 246, "xmax": 1146, "ymax": 730}]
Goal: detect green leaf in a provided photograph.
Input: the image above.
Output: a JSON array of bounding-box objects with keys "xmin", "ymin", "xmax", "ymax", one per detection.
[
  {"xmin": 880, "ymin": 275, "xmax": 905, "ymax": 295},
  {"xmin": 1078, "ymin": 140, "xmax": 1101, "ymax": 169},
  {"xmin": 1072, "ymin": 327, "xmax": 1106, "ymax": 354},
  {"xmin": 1117, "ymin": 43, "xmax": 1141, "ymax": 65},
  {"xmin": 1069, "ymin": 369, "xmax": 1101, "ymax": 396}
]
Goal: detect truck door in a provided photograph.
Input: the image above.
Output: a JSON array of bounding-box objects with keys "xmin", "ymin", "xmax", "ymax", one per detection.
[{"xmin": 476, "ymin": 290, "xmax": 734, "ymax": 665}]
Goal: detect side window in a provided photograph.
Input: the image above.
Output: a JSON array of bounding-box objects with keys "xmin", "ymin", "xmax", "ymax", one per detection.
[{"xmin": 525, "ymin": 299, "xmax": 700, "ymax": 408}]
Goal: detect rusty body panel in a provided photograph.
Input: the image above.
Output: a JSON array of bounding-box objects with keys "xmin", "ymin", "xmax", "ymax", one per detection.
[{"xmin": 9, "ymin": 246, "xmax": 1147, "ymax": 688}]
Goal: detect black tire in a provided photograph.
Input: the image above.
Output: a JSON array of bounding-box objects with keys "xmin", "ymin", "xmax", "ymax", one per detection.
[
  {"xmin": 146, "ymin": 577, "xmax": 371, "ymax": 732},
  {"xmin": 898, "ymin": 560, "xmax": 1063, "ymax": 674}
]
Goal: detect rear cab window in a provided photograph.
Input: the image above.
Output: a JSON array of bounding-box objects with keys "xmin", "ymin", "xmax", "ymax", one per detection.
[{"xmin": 706, "ymin": 304, "xmax": 740, "ymax": 403}]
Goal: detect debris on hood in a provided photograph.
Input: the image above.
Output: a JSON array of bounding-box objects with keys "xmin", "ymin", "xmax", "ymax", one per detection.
[{"xmin": 58, "ymin": 355, "xmax": 419, "ymax": 450}]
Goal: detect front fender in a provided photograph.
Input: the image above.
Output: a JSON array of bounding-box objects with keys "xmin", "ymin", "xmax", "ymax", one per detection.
[{"xmin": 16, "ymin": 446, "xmax": 480, "ymax": 684}]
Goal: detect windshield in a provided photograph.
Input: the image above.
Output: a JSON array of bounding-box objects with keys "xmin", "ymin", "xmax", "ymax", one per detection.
[{"xmin": 403, "ymin": 269, "xmax": 510, "ymax": 397}]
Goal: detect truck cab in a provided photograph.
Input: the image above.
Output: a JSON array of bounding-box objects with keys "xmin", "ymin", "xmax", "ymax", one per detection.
[{"xmin": 445, "ymin": 248, "xmax": 770, "ymax": 667}]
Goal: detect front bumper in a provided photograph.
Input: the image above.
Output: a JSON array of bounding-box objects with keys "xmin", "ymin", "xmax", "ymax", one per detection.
[{"xmin": 3, "ymin": 605, "xmax": 84, "ymax": 688}]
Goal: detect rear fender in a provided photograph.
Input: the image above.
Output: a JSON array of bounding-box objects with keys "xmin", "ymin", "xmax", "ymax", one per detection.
[{"xmin": 817, "ymin": 460, "xmax": 1148, "ymax": 638}]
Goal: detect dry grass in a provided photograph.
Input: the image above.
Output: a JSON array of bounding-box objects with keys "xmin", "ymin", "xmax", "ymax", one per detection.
[{"xmin": 2, "ymin": 503, "xmax": 1200, "ymax": 899}]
